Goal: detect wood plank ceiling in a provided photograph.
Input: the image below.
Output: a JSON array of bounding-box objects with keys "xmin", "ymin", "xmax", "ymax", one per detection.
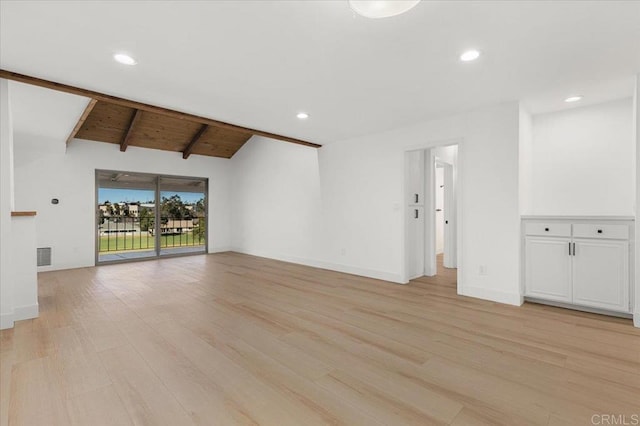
[
  {"xmin": 74, "ymin": 101, "xmax": 253, "ymax": 159},
  {"xmin": 0, "ymin": 69, "xmax": 321, "ymax": 159}
]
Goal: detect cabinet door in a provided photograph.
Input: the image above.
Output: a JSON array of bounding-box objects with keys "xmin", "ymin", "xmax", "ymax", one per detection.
[
  {"xmin": 572, "ymin": 239, "xmax": 629, "ymax": 313},
  {"xmin": 407, "ymin": 207, "xmax": 425, "ymax": 279},
  {"xmin": 525, "ymin": 237, "xmax": 572, "ymax": 302},
  {"xmin": 406, "ymin": 150, "xmax": 424, "ymax": 205}
]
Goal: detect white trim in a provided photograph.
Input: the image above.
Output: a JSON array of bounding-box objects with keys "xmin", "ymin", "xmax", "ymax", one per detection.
[
  {"xmin": 229, "ymin": 248, "xmax": 405, "ymax": 284},
  {"xmin": 424, "ymin": 149, "xmax": 437, "ymax": 276},
  {"xmin": 441, "ymin": 161, "xmax": 457, "ymax": 268},
  {"xmin": 402, "ymin": 138, "xmax": 463, "ymax": 288},
  {"xmin": 0, "ymin": 313, "xmax": 14, "ymax": 330},
  {"xmin": 13, "ymin": 303, "xmax": 38, "ymax": 321},
  {"xmin": 0, "ymin": 303, "xmax": 39, "ymax": 330},
  {"xmin": 634, "ymin": 314, "xmax": 640, "ymax": 328},
  {"xmin": 208, "ymin": 246, "xmax": 233, "ymax": 254},
  {"xmin": 459, "ymin": 285, "xmax": 524, "ymax": 306},
  {"xmin": 521, "ymin": 215, "xmax": 635, "ymax": 221}
]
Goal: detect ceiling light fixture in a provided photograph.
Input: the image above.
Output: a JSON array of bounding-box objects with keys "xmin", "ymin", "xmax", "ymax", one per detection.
[
  {"xmin": 349, "ymin": 0, "xmax": 421, "ymax": 19},
  {"xmin": 460, "ymin": 50, "xmax": 481, "ymax": 62},
  {"xmin": 113, "ymin": 53, "xmax": 137, "ymax": 66},
  {"xmin": 564, "ymin": 95, "xmax": 582, "ymax": 103},
  {"xmin": 296, "ymin": 112, "xmax": 309, "ymax": 119}
]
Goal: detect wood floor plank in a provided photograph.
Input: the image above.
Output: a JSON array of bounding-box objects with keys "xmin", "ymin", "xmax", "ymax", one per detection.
[
  {"xmin": 66, "ymin": 385, "xmax": 134, "ymax": 426},
  {"xmin": 98, "ymin": 345, "xmax": 195, "ymax": 425},
  {"xmin": 0, "ymin": 350, "xmax": 14, "ymax": 426},
  {"xmin": 1, "ymin": 252, "xmax": 638, "ymax": 425},
  {"xmin": 118, "ymin": 318, "xmax": 259, "ymax": 425},
  {"xmin": 49, "ymin": 325, "xmax": 112, "ymax": 398},
  {"xmin": 8, "ymin": 356, "xmax": 71, "ymax": 426}
]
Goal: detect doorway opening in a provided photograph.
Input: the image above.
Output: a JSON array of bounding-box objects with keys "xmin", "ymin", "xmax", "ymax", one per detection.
[
  {"xmin": 404, "ymin": 143, "xmax": 459, "ymax": 284},
  {"xmin": 96, "ymin": 170, "xmax": 208, "ymax": 264}
]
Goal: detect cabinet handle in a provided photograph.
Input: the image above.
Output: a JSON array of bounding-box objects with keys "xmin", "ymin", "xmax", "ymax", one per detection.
[
  {"xmin": 415, "ymin": 209, "xmax": 419, "ymax": 219},
  {"xmin": 569, "ymin": 242, "xmax": 572, "ymax": 256},
  {"xmin": 597, "ymin": 229, "xmax": 603, "ymax": 234},
  {"xmin": 572, "ymin": 242, "xmax": 576, "ymax": 256},
  {"xmin": 544, "ymin": 227, "xmax": 549, "ymax": 232},
  {"xmin": 415, "ymin": 194, "xmax": 419, "ymax": 203}
]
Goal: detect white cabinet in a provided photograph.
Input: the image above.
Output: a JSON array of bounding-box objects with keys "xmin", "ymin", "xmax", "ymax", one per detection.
[
  {"xmin": 525, "ymin": 237, "xmax": 572, "ymax": 303},
  {"xmin": 572, "ymin": 239, "xmax": 629, "ymax": 312},
  {"xmin": 523, "ymin": 218, "xmax": 633, "ymax": 314}
]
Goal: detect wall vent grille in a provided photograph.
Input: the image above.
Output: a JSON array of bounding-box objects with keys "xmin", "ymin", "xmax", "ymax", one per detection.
[{"xmin": 37, "ymin": 247, "xmax": 52, "ymax": 267}]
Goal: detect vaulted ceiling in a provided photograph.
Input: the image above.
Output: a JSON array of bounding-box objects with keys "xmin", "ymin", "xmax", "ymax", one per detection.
[
  {"xmin": 74, "ymin": 101, "xmax": 252, "ymax": 159},
  {"xmin": 1, "ymin": 70, "xmax": 320, "ymax": 159},
  {"xmin": 2, "ymin": 1, "xmax": 640, "ymax": 145}
]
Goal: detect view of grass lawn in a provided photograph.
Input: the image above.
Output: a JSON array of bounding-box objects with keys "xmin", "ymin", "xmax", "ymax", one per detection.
[{"xmin": 99, "ymin": 232, "xmax": 205, "ymax": 252}]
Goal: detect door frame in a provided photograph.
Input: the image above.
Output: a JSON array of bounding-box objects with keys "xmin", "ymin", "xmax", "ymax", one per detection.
[
  {"xmin": 402, "ymin": 138, "xmax": 463, "ymax": 290},
  {"xmin": 441, "ymin": 160, "xmax": 456, "ymax": 268},
  {"xmin": 94, "ymin": 169, "xmax": 209, "ymax": 265}
]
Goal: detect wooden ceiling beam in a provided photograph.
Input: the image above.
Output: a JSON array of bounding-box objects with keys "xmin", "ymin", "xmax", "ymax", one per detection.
[
  {"xmin": 183, "ymin": 124, "xmax": 209, "ymax": 159},
  {"xmin": 120, "ymin": 109, "xmax": 143, "ymax": 152},
  {"xmin": 0, "ymin": 69, "xmax": 321, "ymax": 148},
  {"xmin": 66, "ymin": 98, "xmax": 97, "ymax": 145}
]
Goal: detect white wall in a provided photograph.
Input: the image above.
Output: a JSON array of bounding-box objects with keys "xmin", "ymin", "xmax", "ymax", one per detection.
[
  {"xmin": 519, "ymin": 105, "xmax": 533, "ymax": 214},
  {"xmin": 1, "ymin": 79, "xmax": 38, "ymax": 330},
  {"xmin": 10, "ymin": 216, "xmax": 38, "ymax": 322},
  {"xmin": 634, "ymin": 75, "xmax": 640, "ymax": 328},
  {"xmin": 13, "ymin": 137, "xmax": 233, "ymax": 271},
  {"xmin": 530, "ymin": 98, "xmax": 635, "ymax": 216},
  {"xmin": 230, "ymin": 136, "xmax": 322, "ymax": 262},
  {"xmin": 231, "ymin": 102, "xmax": 522, "ymax": 305},
  {"xmin": 1, "ymin": 79, "xmax": 15, "ymax": 328}
]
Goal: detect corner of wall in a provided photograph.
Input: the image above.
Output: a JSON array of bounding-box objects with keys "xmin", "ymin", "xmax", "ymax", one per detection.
[{"xmin": 634, "ymin": 74, "xmax": 640, "ymax": 327}]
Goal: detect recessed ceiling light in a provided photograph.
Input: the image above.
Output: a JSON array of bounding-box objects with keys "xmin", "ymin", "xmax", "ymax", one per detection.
[
  {"xmin": 564, "ymin": 95, "xmax": 582, "ymax": 103},
  {"xmin": 296, "ymin": 112, "xmax": 309, "ymax": 119},
  {"xmin": 113, "ymin": 53, "xmax": 137, "ymax": 66},
  {"xmin": 349, "ymin": 0, "xmax": 421, "ymax": 19},
  {"xmin": 460, "ymin": 50, "xmax": 481, "ymax": 62}
]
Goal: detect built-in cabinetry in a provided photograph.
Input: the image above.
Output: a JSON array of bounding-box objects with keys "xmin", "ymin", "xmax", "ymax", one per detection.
[{"xmin": 522, "ymin": 217, "xmax": 634, "ymax": 315}]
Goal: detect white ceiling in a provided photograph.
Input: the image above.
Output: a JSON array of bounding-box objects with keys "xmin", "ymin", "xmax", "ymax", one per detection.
[
  {"xmin": 2, "ymin": 0, "xmax": 639, "ymax": 145},
  {"xmin": 9, "ymin": 81, "xmax": 89, "ymax": 141}
]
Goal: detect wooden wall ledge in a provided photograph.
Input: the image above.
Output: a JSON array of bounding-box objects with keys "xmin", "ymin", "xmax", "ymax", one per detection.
[{"xmin": 11, "ymin": 211, "xmax": 37, "ymax": 217}]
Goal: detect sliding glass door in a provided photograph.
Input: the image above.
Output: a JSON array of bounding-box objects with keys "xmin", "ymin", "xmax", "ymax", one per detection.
[
  {"xmin": 96, "ymin": 171, "xmax": 207, "ymax": 264},
  {"xmin": 159, "ymin": 176, "xmax": 207, "ymax": 257}
]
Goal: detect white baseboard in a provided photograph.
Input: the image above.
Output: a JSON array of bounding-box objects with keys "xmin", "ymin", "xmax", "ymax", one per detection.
[
  {"xmin": 208, "ymin": 246, "xmax": 233, "ymax": 254},
  {"xmin": 14, "ymin": 303, "xmax": 39, "ymax": 321},
  {"xmin": 0, "ymin": 304, "xmax": 39, "ymax": 330},
  {"xmin": 459, "ymin": 285, "xmax": 523, "ymax": 306},
  {"xmin": 0, "ymin": 313, "xmax": 14, "ymax": 330},
  {"xmin": 634, "ymin": 314, "xmax": 639, "ymax": 328},
  {"xmin": 230, "ymin": 247, "xmax": 405, "ymax": 284}
]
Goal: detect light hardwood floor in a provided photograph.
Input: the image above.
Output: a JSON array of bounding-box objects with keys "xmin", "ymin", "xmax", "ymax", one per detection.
[{"xmin": 1, "ymin": 252, "xmax": 639, "ymax": 425}]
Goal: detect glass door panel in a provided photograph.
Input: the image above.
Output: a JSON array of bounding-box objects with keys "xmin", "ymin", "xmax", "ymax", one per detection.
[
  {"xmin": 158, "ymin": 176, "xmax": 207, "ymax": 256},
  {"xmin": 97, "ymin": 171, "xmax": 158, "ymax": 263}
]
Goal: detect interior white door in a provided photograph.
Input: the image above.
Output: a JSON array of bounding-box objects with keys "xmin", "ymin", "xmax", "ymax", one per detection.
[
  {"xmin": 525, "ymin": 237, "xmax": 572, "ymax": 302},
  {"xmin": 407, "ymin": 206, "xmax": 425, "ymax": 279},
  {"xmin": 572, "ymin": 239, "xmax": 629, "ymax": 312},
  {"xmin": 442, "ymin": 162, "xmax": 456, "ymax": 268},
  {"xmin": 435, "ymin": 166, "xmax": 444, "ymax": 254}
]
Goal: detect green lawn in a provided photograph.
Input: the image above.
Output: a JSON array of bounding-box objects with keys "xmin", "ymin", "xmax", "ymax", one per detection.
[{"xmin": 99, "ymin": 232, "xmax": 205, "ymax": 252}]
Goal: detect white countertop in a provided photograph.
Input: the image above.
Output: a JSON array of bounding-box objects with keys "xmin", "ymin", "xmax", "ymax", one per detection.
[{"xmin": 521, "ymin": 215, "xmax": 635, "ymax": 221}]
